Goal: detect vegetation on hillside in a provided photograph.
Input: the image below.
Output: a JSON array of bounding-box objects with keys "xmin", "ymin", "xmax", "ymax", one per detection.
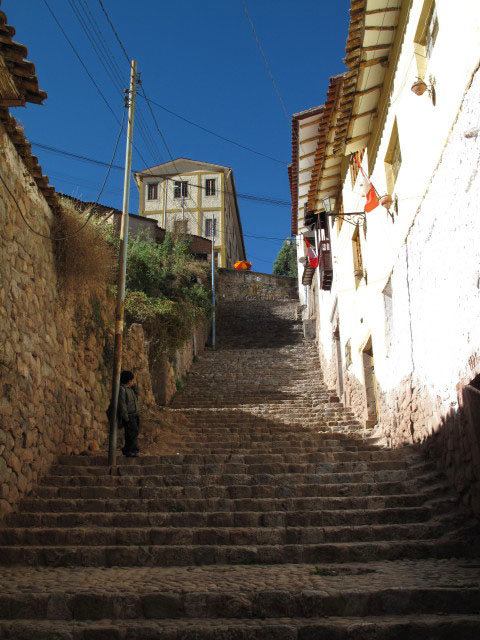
[
  {"xmin": 124, "ymin": 234, "xmax": 211, "ymax": 359},
  {"xmin": 53, "ymin": 199, "xmax": 116, "ymax": 293},
  {"xmin": 273, "ymin": 238, "xmax": 298, "ymax": 278},
  {"xmin": 55, "ymin": 199, "xmax": 211, "ymax": 359}
]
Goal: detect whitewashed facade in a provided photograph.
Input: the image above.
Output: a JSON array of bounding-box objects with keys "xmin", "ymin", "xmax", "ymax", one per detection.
[{"xmin": 290, "ymin": 0, "xmax": 480, "ymax": 512}]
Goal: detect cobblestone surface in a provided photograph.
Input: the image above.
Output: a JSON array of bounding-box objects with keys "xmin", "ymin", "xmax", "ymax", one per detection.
[
  {"xmin": 1, "ymin": 299, "xmax": 479, "ymax": 637},
  {"xmin": 0, "ymin": 560, "xmax": 478, "ymax": 594}
]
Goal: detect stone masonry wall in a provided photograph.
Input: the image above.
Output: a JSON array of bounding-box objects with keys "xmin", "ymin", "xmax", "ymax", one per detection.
[
  {"xmin": 150, "ymin": 319, "xmax": 210, "ymax": 406},
  {"xmin": 217, "ymin": 269, "xmax": 297, "ymax": 302},
  {"xmin": 0, "ymin": 114, "xmax": 214, "ymax": 517}
]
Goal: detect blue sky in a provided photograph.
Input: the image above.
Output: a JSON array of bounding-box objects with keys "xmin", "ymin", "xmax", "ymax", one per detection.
[{"xmin": 7, "ymin": 0, "xmax": 350, "ymax": 273}]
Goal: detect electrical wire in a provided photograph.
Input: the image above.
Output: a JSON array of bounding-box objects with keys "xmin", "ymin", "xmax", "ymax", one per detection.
[
  {"xmin": 42, "ymin": 0, "xmax": 155, "ymax": 174},
  {"xmin": 96, "ymin": 0, "xmax": 288, "ymax": 167},
  {"xmin": 42, "ymin": 0, "xmax": 119, "ymax": 125},
  {"xmin": 69, "ymin": 0, "xmax": 164, "ymax": 165},
  {"xmin": 241, "ymin": 0, "xmax": 290, "ymax": 124},
  {"xmin": 137, "ymin": 94, "xmax": 288, "ymax": 166},
  {"xmin": 28, "ymin": 140, "xmax": 291, "ymax": 206},
  {"xmin": 1, "ymin": 108, "xmax": 126, "ymax": 240},
  {"xmin": 30, "ymin": 141, "xmax": 124, "ymax": 170},
  {"xmin": 97, "ymin": 0, "xmax": 131, "ymax": 64}
]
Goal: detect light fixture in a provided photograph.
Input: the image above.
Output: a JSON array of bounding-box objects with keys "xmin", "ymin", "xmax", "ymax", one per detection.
[
  {"xmin": 322, "ymin": 195, "xmax": 337, "ymax": 214},
  {"xmin": 411, "ymin": 76, "xmax": 436, "ymax": 104},
  {"xmin": 321, "ymin": 195, "xmax": 366, "ymax": 227}
]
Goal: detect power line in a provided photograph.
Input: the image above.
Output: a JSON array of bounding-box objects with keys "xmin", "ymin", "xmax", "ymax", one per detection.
[
  {"xmin": 2, "ymin": 108, "xmax": 125, "ymax": 240},
  {"xmin": 30, "ymin": 141, "xmax": 124, "ymax": 170},
  {"xmin": 96, "ymin": 0, "xmax": 287, "ymax": 167},
  {"xmin": 69, "ymin": 0, "xmax": 164, "ymax": 165},
  {"xmin": 97, "ymin": 0, "xmax": 131, "ymax": 64},
  {"xmin": 138, "ymin": 94, "xmax": 288, "ymax": 166},
  {"xmin": 241, "ymin": 0, "xmax": 308, "ymax": 163},
  {"xmin": 43, "ymin": 0, "xmax": 155, "ymax": 175},
  {"xmin": 43, "ymin": 0, "xmax": 120, "ymax": 125},
  {"xmin": 30, "ymin": 140, "xmax": 291, "ymax": 207},
  {"xmin": 241, "ymin": 0, "xmax": 290, "ymax": 124}
]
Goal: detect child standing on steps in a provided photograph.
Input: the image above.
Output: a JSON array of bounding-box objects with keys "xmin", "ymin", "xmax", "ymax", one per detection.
[{"xmin": 118, "ymin": 370, "xmax": 140, "ymax": 458}]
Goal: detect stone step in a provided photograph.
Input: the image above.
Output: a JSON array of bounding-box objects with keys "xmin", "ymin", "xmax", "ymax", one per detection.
[
  {"xmin": 0, "ymin": 537, "xmax": 476, "ymax": 567},
  {"xmin": 29, "ymin": 478, "xmax": 435, "ymax": 500},
  {"xmin": 4, "ymin": 615, "xmax": 478, "ymax": 639},
  {"xmin": 15, "ymin": 492, "xmax": 442, "ymax": 515},
  {"xmin": 46, "ymin": 461, "xmax": 428, "ymax": 478},
  {"xmin": 151, "ymin": 446, "xmax": 386, "ymax": 456},
  {"xmin": 7, "ymin": 502, "xmax": 455, "ymax": 528},
  {"xmin": 55, "ymin": 450, "xmax": 417, "ymax": 466},
  {"xmin": 0, "ymin": 520, "xmax": 463, "ymax": 547},
  {"xmin": 0, "ymin": 585, "xmax": 478, "ymax": 622},
  {"xmin": 4, "ymin": 614, "xmax": 480, "ymax": 640},
  {"xmin": 37, "ymin": 469, "xmax": 418, "ymax": 488}
]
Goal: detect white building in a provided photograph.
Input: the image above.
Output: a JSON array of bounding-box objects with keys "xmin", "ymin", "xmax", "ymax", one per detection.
[{"xmin": 290, "ymin": 0, "xmax": 480, "ymax": 511}]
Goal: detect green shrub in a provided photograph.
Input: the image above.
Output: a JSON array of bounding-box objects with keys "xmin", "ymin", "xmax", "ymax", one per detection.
[{"xmin": 108, "ymin": 232, "xmax": 211, "ymax": 360}]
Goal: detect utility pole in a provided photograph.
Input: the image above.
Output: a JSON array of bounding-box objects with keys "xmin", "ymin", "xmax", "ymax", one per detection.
[
  {"xmin": 181, "ymin": 187, "xmax": 185, "ymax": 234},
  {"xmin": 108, "ymin": 60, "xmax": 137, "ymax": 467},
  {"xmin": 211, "ymin": 216, "xmax": 216, "ymax": 349}
]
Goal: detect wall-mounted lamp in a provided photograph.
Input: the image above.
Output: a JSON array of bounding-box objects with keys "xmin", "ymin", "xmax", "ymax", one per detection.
[
  {"xmin": 411, "ymin": 76, "xmax": 436, "ymax": 104},
  {"xmin": 322, "ymin": 195, "xmax": 366, "ymax": 227}
]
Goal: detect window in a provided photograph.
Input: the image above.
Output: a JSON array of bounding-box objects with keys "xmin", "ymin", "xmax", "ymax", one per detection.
[
  {"xmin": 383, "ymin": 277, "xmax": 393, "ymax": 351},
  {"xmin": 174, "ymin": 181, "xmax": 188, "ymax": 199},
  {"xmin": 173, "ymin": 220, "xmax": 189, "ymax": 234},
  {"xmin": 384, "ymin": 120, "xmax": 402, "ymax": 194},
  {"xmin": 205, "ymin": 218, "xmax": 216, "ymax": 238},
  {"xmin": 425, "ymin": 3, "xmax": 439, "ymax": 61},
  {"xmin": 352, "ymin": 226, "xmax": 364, "ymax": 288},
  {"xmin": 349, "ymin": 149, "xmax": 365, "ymax": 190},
  {"xmin": 147, "ymin": 183, "xmax": 158, "ymax": 200},
  {"xmin": 414, "ymin": 0, "xmax": 439, "ymax": 77},
  {"xmin": 205, "ymin": 179, "xmax": 216, "ymax": 197},
  {"xmin": 345, "ymin": 338, "xmax": 352, "ymax": 369}
]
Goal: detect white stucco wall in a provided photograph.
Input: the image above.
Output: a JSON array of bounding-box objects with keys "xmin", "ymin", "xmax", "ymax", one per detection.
[{"xmin": 313, "ymin": 0, "xmax": 480, "ymax": 432}]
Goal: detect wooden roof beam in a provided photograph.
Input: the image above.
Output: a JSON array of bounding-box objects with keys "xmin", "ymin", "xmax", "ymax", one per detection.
[
  {"xmin": 350, "ymin": 108, "xmax": 377, "ymax": 121},
  {"xmin": 299, "ymin": 117, "xmax": 322, "ymax": 129},
  {"xmin": 364, "ymin": 26, "xmax": 396, "ymax": 31},
  {"xmin": 366, "ymin": 7, "xmax": 401, "ymax": 15},
  {"xmin": 358, "ymin": 56, "xmax": 389, "ymax": 69},
  {"xmin": 319, "ymin": 172, "xmax": 341, "ymax": 181},
  {"xmin": 345, "ymin": 132, "xmax": 371, "ymax": 145},
  {"xmin": 362, "ymin": 44, "xmax": 392, "ymax": 52},
  {"xmin": 355, "ymin": 84, "xmax": 383, "ymax": 97}
]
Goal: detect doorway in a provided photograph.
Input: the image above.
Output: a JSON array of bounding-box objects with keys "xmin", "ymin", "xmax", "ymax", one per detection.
[
  {"xmin": 333, "ymin": 326, "xmax": 344, "ymax": 400},
  {"xmin": 362, "ymin": 338, "xmax": 378, "ymax": 427}
]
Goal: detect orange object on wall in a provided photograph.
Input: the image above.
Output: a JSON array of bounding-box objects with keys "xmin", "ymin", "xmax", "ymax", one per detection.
[{"xmin": 234, "ymin": 260, "xmax": 252, "ymax": 271}]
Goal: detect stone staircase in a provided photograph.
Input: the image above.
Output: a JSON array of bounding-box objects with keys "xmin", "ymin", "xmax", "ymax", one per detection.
[{"xmin": 0, "ymin": 299, "xmax": 479, "ymax": 638}]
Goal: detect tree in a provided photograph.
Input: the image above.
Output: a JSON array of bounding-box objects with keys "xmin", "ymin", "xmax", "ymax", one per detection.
[{"xmin": 273, "ymin": 238, "xmax": 297, "ymax": 277}]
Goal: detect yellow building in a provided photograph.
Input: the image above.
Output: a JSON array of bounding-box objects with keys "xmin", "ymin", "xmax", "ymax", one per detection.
[{"xmin": 134, "ymin": 158, "xmax": 246, "ymax": 268}]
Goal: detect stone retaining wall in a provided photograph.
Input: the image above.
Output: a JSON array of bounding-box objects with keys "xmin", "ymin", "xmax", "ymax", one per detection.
[
  {"xmin": 217, "ymin": 269, "xmax": 297, "ymax": 302},
  {"xmin": 0, "ymin": 117, "xmax": 209, "ymax": 516}
]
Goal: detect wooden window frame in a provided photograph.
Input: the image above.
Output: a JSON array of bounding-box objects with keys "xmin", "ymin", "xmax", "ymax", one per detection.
[
  {"xmin": 352, "ymin": 226, "xmax": 364, "ymax": 288},
  {"xmin": 384, "ymin": 120, "xmax": 402, "ymax": 195},
  {"xmin": 414, "ymin": 0, "xmax": 439, "ymax": 78},
  {"xmin": 147, "ymin": 182, "xmax": 158, "ymax": 200},
  {"xmin": 205, "ymin": 178, "xmax": 216, "ymax": 197},
  {"xmin": 174, "ymin": 181, "xmax": 188, "ymax": 199}
]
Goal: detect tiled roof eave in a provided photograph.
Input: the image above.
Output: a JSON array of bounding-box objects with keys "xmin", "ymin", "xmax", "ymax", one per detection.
[
  {"xmin": 0, "ymin": 11, "xmax": 47, "ymax": 106},
  {"xmin": 0, "ymin": 108, "xmax": 60, "ymax": 214}
]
